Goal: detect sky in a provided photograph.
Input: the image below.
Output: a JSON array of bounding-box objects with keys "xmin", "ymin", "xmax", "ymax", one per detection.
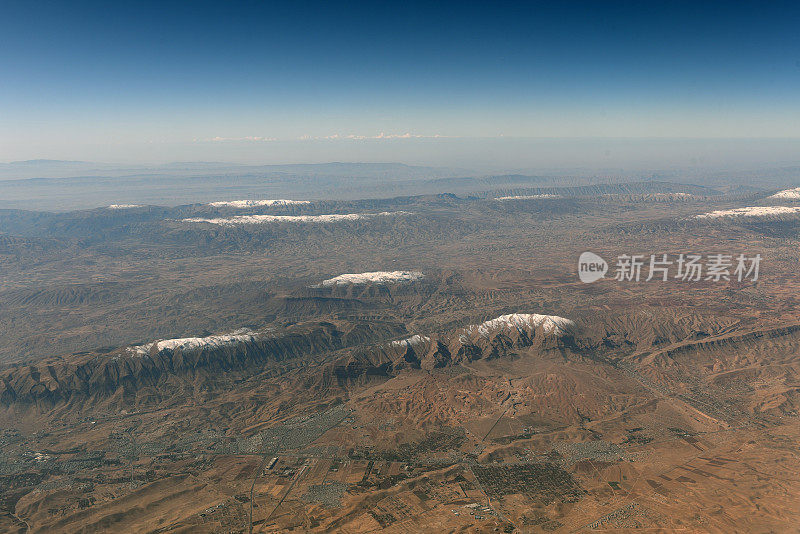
[{"xmin": 1, "ymin": 1, "xmax": 799, "ymax": 166}]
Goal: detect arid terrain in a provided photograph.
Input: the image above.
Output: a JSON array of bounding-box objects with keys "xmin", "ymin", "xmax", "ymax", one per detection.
[{"xmin": 1, "ymin": 172, "xmax": 800, "ymax": 533}]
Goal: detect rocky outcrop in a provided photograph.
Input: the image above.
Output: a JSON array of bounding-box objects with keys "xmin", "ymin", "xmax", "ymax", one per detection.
[{"xmin": 324, "ymin": 313, "xmax": 577, "ymax": 385}]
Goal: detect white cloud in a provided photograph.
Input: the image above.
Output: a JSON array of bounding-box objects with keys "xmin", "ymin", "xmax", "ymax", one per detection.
[
  {"xmin": 314, "ymin": 132, "xmax": 448, "ymax": 141},
  {"xmin": 202, "ymin": 136, "xmax": 279, "ymax": 142},
  {"xmin": 196, "ymin": 133, "xmax": 449, "ymax": 143}
]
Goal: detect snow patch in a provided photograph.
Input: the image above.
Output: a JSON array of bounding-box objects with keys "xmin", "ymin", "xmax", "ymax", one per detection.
[
  {"xmin": 314, "ymin": 270, "xmax": 424, "ymax": 287},
  {"xmin": 182, "ymin": 211, "xmax": 410, "ymax": 226},
  {"xmin": 464, "ymin": 313, "xmax": 574, "ymax": 337},
  {"xmin": 768, "ymin": 187, "xmax": 800, "ymax": 199},
  {"xmin": 108, "ymin": 204, "xmax": 143, "ymax": 209},
  {"xmin": 208, "ymin": 199, "xmax": 311, "ymax": 208},
  {"xmin": 695, "ymin": 206, "xmax": 800, "ymax": 219}
]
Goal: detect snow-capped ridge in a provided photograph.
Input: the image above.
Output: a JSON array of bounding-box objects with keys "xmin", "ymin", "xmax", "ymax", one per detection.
[
  {"xmin": 129, "ymin": 328, "xmax": 257, "ymax": 356},
  {"xmin": 314, "ymin": 270, "xmax": 424, "ymax": 287},
  {"xmin": 182, "ymin": 211, "xmax": 411, "ymax": 226},
  {"xmin": 768, "ymin": 187, "xmax": 800, "ymax": 199},
  {"xmin": 208, "ymin": 199, "xmax": 311, "ymax": 208},
  {"xmin": 464, "ymin": 313, "xmax": 574, "ymax": 338},
  {"xmin": 107, "ymin": 204, "xmax": 143, "ymax": 209},
  {"xmin": 695, "ymin": 206, "xmax": 800, "ymax": 219},
  {"xmin": 495, "ymin": 194, "xmax": 561, "ymax": 200},
  {"xmin": 389, "ymin": 335, "xmax": 431, "ymax": 347}
]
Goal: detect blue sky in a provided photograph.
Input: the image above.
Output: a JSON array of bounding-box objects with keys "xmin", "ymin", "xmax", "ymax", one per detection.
[{"xmin": 1, "ymin": 1, "xmax": 799, "ymax": 164}]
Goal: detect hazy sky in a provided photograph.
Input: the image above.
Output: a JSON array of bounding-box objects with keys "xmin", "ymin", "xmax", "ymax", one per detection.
[{"xmin": 1, "ymin": 1, "xmax": 799, "ymax": 165}]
